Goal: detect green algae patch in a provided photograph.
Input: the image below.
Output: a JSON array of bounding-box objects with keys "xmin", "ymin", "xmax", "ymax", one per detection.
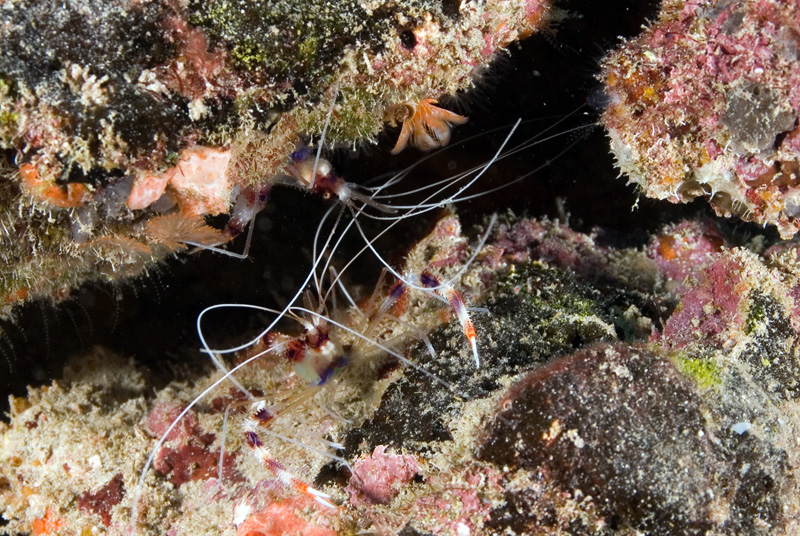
[
  {"xmin": 292, "ymin": 87, "xmax": 385, "ymax": 145},
  {"xmin": 745, "ymin": 298, "xmax": 767, "ymax": 335},
  {"xmin": 495, "ymin": 262, "xmax": 605, "ymax": 319},
  {"xmin": 739, "ymin": 292, "xmax": 800, "ymax": 399},
  {"xmin": 675, "ymin": 353, "xmax": 721, "ymax": 389}
]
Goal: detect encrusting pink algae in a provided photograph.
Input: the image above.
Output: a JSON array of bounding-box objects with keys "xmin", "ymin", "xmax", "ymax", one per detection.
[{"xmin": 601, "ymin": 0, "xmax": 800, "ymax": 237}]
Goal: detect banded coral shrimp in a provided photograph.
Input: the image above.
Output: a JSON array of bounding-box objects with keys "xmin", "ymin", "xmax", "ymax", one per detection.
[
  {"xmin": 124, "ymin": 107, "xmax": 610, "ymax": 535},
  {"xmin": 122, "ymin": 102, "xmax": 606, "ymax": 531},
  {"xmin": 126, "ymin": 222, "xmax": 496, "ymax": 534},
  {"xmin": 123, "ymin": 109, "xmax": 501, "ymax": 510},
  {"xmin": 189, "ymin": 104, "xmax": 600, "ymax": 374}
]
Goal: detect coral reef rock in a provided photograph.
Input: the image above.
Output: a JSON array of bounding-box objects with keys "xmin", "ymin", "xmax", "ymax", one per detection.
[
  {"xmin": 601, "ymin": 0, "xmax": 800, "ymax": 238},
  {"xmin": 0, "ymin": 0, "xmax": 551, "ymax": 317},
  {"xmin": 4, "ymin": 213, "xmax": 799, "ymax": 534}
]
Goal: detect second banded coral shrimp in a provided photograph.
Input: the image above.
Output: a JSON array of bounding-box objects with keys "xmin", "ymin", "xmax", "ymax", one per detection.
[{"xmin": 127, "ymin": 209, "xmax": 497, "ymax": 534}]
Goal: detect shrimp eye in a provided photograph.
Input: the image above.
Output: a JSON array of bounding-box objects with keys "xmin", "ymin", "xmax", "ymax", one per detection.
[{"xmin": 399, "ymin": 29, "xmax": 417, "ymax": 50}]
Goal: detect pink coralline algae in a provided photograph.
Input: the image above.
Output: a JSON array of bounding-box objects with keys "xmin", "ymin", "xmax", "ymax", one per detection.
[
  {"xmin": 650, "ymin": 218, "xmax": 800, "ymax": 398},
  {"xmin": 601, "ymin": 0, "xmax": 800, "ymax": 237},
  {"xmin": 346, "ymin": 445, "xmax": 421, "ymax": 506},
  {"xmin": 489, "ymin": 217, "xmax": 614, "ymax": 276},
  {"xmin": 660, "ymin": 256, "xmax": 745, "ymax": 348},
  {"xmin": 146, "ymin": 402, "xmax": 198, "ymax": 442},
  {"xmin": 647, "ymin": 219, "xmax": 725, "ymax": 287}
]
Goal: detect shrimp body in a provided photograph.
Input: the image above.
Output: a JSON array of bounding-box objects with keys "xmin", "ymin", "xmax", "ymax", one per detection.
[{"xmin": 262, "ymin": 315, "xmax": 348, "ymax": 387}]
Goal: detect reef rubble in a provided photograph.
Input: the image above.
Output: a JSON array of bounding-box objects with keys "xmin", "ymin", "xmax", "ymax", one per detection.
[{"xmin": 6, "ymin": 0, "xmax": 800, "ymax": 533}]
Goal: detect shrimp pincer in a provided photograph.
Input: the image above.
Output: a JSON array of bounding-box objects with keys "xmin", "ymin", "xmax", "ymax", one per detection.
[
  {"xmin": 374, "ymin": 270, "xmax": 481, "ymax": 368},
  {"xmin": 419, "ymin": 271, "xmax": 480, "ymax": 368},
  {"xmin": 363, "ymin": 214, "xmax": 496, "ymax": 370}
]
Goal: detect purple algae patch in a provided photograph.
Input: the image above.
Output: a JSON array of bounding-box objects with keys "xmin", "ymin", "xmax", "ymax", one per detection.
[
  {"xmin": 346, "ymin": 445, "xmax": 421, "ymax": 506},
  {"xmin": 145, "ymin": 402, "xmax": 197, "ymax": 442},
  {"xmin": 153, "ymin": 430, "xmax": 241, "ymax": 487},
  {"xmin": 647, "ymin": 219, "xmax": 726, "ymax": 286},
  {"xmin": 661, "ymin": 257, "xmax": 744, "ymax": 348},
  {"xmin": 76, "ymin": 473, "xmax": 125, "ymax": 527}
]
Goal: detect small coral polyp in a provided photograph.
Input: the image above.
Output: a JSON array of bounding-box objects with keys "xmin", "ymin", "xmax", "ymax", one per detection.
[
  {"xmin": 388, "ymin": 99, "xmax": 469, "ymax": 155},
  {"xmin": 601, "ymin": 0, "xmax": 800, "ymax": 237}
]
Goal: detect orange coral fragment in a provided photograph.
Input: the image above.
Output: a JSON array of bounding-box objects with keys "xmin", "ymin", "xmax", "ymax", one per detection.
[
  {"xmin": 31, "ymin": 508, "xmax": 65, "ymax": 536},
  {"xmin": 389, "ymin": 99, "xmax": 468, "ymax": 154},
  {"xmin": 518, "ymin": 0, "xmax": 550, "ymax": 39},
  {"xmin": 4, "ymin": 287, "xmax": 29, "ymax": 305},
  {"xmin": 19, "ymin": 163, "xmax": 90, "ymax": 208},
  {"xmin": 168, "ymin": 146, "xmax": 232, "ymax": 215},
  {"xmin": 658, "ymin": 236, "xmax": 679, "ymax": 261},
  {"xmin": 236, "ymin": 498, "xmax": 336, "ymax": 536},
  {"xmin": 127, "ymin": 146, "xmax": 233, "ymax": 215},
  {"xmin": 127, "ymin": 172, "xmax": 172, "ymax": 211}
]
